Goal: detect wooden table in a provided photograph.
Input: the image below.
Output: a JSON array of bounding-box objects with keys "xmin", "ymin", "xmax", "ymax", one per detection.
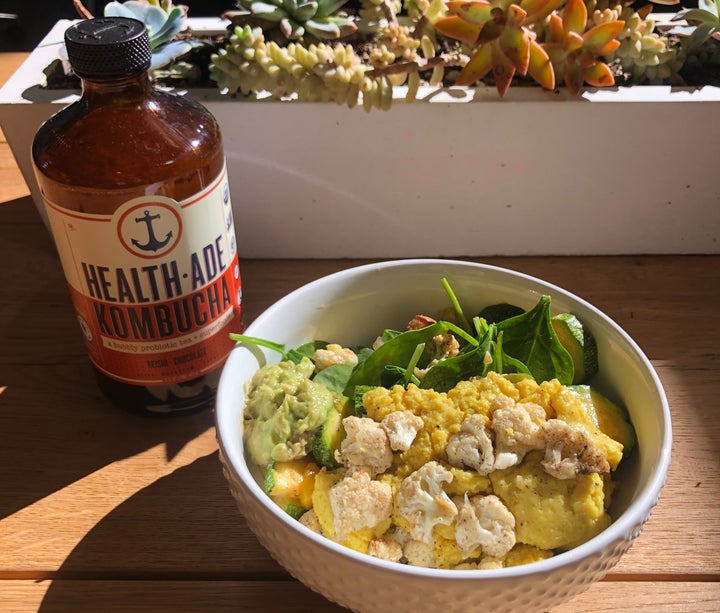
[{"xmin": 1, "ymin": 52, "xmax": 719, "ymax": 612}]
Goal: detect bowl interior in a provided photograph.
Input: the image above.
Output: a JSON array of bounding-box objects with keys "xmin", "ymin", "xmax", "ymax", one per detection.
[{"xmin": 216, "ymin": 259, "xmax": 671, "ymax": 569}]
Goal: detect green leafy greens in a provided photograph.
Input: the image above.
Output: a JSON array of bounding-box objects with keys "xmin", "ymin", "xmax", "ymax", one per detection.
[
  {"xmin": 496, "ymin": 295, "xmax": 574, "ymax": 385},
  {"xmin": 230, "ymin": 279, "xmax": 577, "ymax": 399}
]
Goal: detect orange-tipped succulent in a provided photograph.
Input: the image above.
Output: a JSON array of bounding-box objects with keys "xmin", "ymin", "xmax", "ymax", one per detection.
[
  {"xmin": 434, "ymin": 0, "xmax": 562, "ymax": 96},
  {"xmin": 541, "ymin": 0, "xmax": 624, "ymax": 95}
]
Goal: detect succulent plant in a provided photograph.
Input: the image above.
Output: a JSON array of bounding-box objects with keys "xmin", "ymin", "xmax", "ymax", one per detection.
[
  {"xmin": 674, "ymin": 0, "xmax": 720, "ymax": 43},
  {"xmin": 227, "ymin": 0, "xmax": 358, "ymax": 41},
  {"xmin": 210, "ymin": 25, "xmax": 376, "ymax": 105},
  {"xmin": 356, "ymin": 0, "xmax": 403, "ymax": 33},
  {"xmin": 586, "ymin": 0, "xmax": 678, "ymax": 83},
  {"xmin": 67, "ymin": 0, "xmax": 716, "ymax": 107},
  {"xmin": 209, "ymin": 15, "xmax": 460, "ymax": 110},
  {"xmin": 541, "ymin": 0, "xmax": 624, "ymax": 94},
  {"xmin": 403, "ymin": 0, "xmax": 433, "ymax": 20},
  {"xmin": 434, "ymin": 0, "xmax": 562, "ymax": 96},
  {"xmin": 104, "ymin": 0, "xmax": 192, "ymax": 67},
  {"xmin": 666, "ymin": 0, "xmax": 720, "ymax": 79},
  {"xmin": 678, "ymin": 39, "xmax": 720, "ymax": 82}
]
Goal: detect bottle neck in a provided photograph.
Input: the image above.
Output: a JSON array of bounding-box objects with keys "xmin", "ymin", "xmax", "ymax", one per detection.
[{"xmin": 80, "ymin": 70, "xmax": 153, "ymax": 103}]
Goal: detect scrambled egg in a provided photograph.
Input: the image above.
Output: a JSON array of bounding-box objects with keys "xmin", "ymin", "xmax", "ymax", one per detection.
[
  {"xmin": 275, "ymin": 370, "xmax": 632, "ymax": 570},
  {"xmin": 355, "ymin": 372, "xmax": 623, "ymax": 566},
  {"xmin": 489, "ymin": 451, "xmax": 611, "ymax": 550}
]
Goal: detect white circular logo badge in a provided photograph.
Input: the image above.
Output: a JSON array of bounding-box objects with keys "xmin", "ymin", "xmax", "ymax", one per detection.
[
  {"xmin": 117, "ymin": 199, "xmax": 182, "ymax": 259},
  {"xmin": 77, "ymin": 315, "xmax": 93, "ymax": 341}
]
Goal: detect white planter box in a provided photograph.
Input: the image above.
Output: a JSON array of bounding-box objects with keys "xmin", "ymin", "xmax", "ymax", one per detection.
[{"xmin": 2, "ymin": 19, "xmax": 719, "ymax": 257}]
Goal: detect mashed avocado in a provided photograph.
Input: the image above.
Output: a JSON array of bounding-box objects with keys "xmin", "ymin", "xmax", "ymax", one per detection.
[{"xmin": 244, "ymin": 357, "xmax": 333, "ymax": 466}]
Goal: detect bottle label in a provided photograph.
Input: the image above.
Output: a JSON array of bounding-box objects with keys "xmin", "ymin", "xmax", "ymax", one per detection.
[{"xmin": 43, "ymin": 165, "xmax": 242, "ymax": 385}]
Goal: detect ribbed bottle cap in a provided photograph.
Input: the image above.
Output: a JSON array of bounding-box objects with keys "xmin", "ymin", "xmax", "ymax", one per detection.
[{"xmin": 65, "ymin": 17, "xmax": 151, "ymax": 78}]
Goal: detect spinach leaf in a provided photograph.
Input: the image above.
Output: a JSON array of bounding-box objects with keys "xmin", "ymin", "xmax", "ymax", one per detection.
[
  {"xmin": 478, "ymin": 303, "xmax": 525, "ymax": 324},
  {"xmin": 313, "ymin": 362, "xmax": 356, "ymax": 394},
  {"xmin": 496, "ymin": 295, "xmax": 574, "ymax": 385},
  {"xmin": 378, "ymin": 329, "xmax": 403, "ymax": 343},
  {"xmin": 229, "ymin": 333, "xmax": 288, "ymax": 358},
  {"xmin": 343, "ymin": 321, "xmax": 477, "ymax": 395},
  {"xmin": 405, "ymin": 343, "xmax": 426, "ymax": 385},
  {"xmin": 441, "ymin": 277, "xmax": 472, "ymax": 332},
  {"xmin": 473, "ymin": 315, "xmax": 490, "ymax": 338},
  {"xmin": 420, "ymin": 326, "xmax": 494, "ymax": 392},
  {"xmin": 481, "ymin": 330, "xmax": 532, "ymax": 378},
  {"xmin": 228, "ymin": 335, "xmax": 333, "ymax": 368},
  {"xmin": 383, "ymin": 364, "xmax": 422, "ymax": 387},
  {"xmin": 354, "ymin": 346, "xmax": 375, "ymax": 365},
  {"xmin": 286, "ymin": 340, "xmax": 327, "ymax": 364},
  {"xmin": 418, "ymin": 295, "xmax": 561, "ymax": 392}
]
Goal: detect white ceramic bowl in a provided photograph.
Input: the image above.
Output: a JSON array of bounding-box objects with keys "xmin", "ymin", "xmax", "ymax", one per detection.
[{"xmin": 215, "ymin": 259, "xmax": 672, "ymax": 613}]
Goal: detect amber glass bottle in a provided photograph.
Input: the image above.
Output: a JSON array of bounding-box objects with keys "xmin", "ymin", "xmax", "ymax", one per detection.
[{"xmin": 32, "ymin": 17, "xmax": 243, "ymax": 414}]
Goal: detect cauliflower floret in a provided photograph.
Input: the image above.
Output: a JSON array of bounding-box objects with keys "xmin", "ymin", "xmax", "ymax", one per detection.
[
  {"xmin": 454, "ymin": 494, "xmax": 516, "ymax": 558},
  {"xmin": 396, "ymin": 461, "xmax": 458, "ymax": 544},
  {"xmin": 313, "ymin": 343, "xmax": 358, "ymax": 372},
  {"xmin": 335, "ymin": 416, "xmax": 394, "ymax": 477},
  {"xmin": 367, "ymin": 536, "xmax": 404, "ymax": 562},
  {"xmin": 328, "ymin": 470, "xmax": 393, "ymax": 543},
  {"xmin": 542, "ymin": 419, "xmax": 611, "ymax": 479},
  {"xmin": 403, "ymin": 539, "xmax": 437, "ymax": 568},
  {"xmin": 298, "ymin": 509, "xmax": 322, "ymax": 533},
  {"xmin": 427, "ymin": 333, "xmax": 460, "ymax": 362},
  {"xmin": 491, "ymin": 396, "xmax": 547, "ymax": 469},
  {"xmin": 445, "ymin": 414, "xmax": 495, "ymax": 475},
  {"xmin": 381, "ymin": 410, "xmax": 425, "ymax": 451},
  {"xmin": 414, "ymin": 332, "xmax": 461, "ymax": 379}
]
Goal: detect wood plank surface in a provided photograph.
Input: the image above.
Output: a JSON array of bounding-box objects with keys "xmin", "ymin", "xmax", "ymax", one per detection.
[
  {"xmin": 0, "ymin": 52, "xmax": 27, "ymax": 86},
  {"xmin": 0, "ymin": 52, "xmax": 31, "ymax": 203},
  {"xmin": 1, "ymin": 580, "xmax": 719, "ymax": 612},
  {"xmin": 1, "ymin": 193, "xmax": 719, "ymax": 611},
  {"xmin": 0, "ymin": 132, "xmax": 30, "ymax": 202}
]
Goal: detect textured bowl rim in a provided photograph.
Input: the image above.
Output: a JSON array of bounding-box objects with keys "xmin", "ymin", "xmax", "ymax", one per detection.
[{"xmin": 216, "ymin": 258, "xmax": 673, "ymax": 580}]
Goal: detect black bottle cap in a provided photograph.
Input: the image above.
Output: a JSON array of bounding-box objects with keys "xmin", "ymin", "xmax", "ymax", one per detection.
[{"xmin": 65, "ymin": 17, "xmax": 151, "ymax": 78}]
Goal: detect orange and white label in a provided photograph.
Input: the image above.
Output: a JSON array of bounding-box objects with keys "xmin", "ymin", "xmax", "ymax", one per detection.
[{"xmin": 43, "ymin": 166, "xmax": 242, "ymax": 385}]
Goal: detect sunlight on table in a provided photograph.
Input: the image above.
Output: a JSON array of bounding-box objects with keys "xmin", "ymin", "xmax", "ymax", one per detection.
[{"xmin": 0, "ymin": 52, "xmax": 32, "ymax": 203}]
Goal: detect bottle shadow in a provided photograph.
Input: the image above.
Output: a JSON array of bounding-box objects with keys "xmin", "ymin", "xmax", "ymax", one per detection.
[
  {"xmin": 38, "ymin": 452, "xmax": 348, "ymax": 612},
  {"xmin": 0, "ymin": 196, "xmax": 212, "ymax": 519},
  {"xmin": 0, "ymin": 353, "xmax": 219, "ymax": 518}
]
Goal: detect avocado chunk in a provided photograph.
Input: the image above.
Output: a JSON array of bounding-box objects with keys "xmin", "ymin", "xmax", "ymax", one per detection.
[
  {"xmin": 311, "ymin": 398, "xmax": 351, "ymax": 469},
  {"xmin": 571, "ymin": 385, "xmax": 637, "ymax": 454},
  {"xmin": 552, "ymin": 313, "xmax": 599, "ymax": 384}
]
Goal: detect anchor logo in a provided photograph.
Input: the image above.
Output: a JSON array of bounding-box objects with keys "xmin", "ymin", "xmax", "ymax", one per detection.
[
  {"xmin": 131, "ymin": 210, "xmax": 173, "ymax": 252},
  {"xmin": 117, "ymin": 200, "xmax": 182, "ymax": 259}
]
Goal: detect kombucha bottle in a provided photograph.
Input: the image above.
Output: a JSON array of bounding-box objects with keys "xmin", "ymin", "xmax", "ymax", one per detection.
[{"xmin": 32, "ymin": 17, "xmax": 243, "ymax": 414}]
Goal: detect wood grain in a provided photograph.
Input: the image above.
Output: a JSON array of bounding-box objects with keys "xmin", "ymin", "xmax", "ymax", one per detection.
[
  {"xmin": 0, "ymin": 52, "xmax": 31, "ymax": 203},
  {"xmin": 1, "ymin": 580, "xmax": 719, "ymax": 612}
]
